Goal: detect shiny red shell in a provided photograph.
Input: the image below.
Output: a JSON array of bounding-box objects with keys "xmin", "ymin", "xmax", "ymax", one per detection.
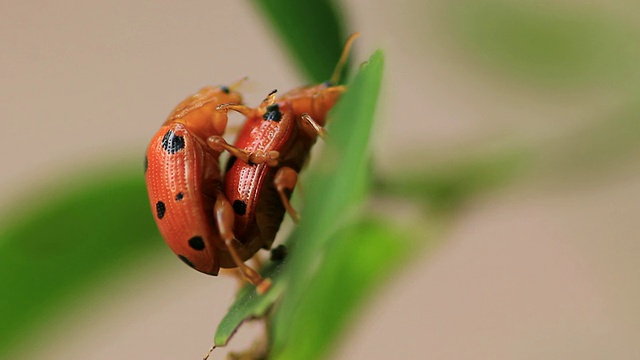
[
  {"xmin": 224, "ymin": 101, "xmax": 294, "ymax": 247},
  {"xmin": 145, "ymin": 86, "xmax": 245, "ymax": 275}
]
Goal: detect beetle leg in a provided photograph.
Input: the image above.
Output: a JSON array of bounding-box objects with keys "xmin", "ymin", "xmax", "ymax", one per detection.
[
  {"xmin": 214, "ymin": 100, "xmax": 249, "ymax": 136},
  {"xmin": 300, "ymin": 113, "xmax": 327, "ymax": 139},
  {"xmin": 228, "ymin": 76, "xmax": 249, "ymax": 92},
  {"xmin": 274, "ymin": 166, "xmax": 301, "ymax": 223},
  {"xmin": 207, "ymin": 135, "xmax": 279, "ymax": 167},
  {"xmin": 214, "ymin": 192, "xmax": 271, "ymax": 294},
  {"xmin": 216, "ymin": 103, "xmax": 254, "ymax": 117}
]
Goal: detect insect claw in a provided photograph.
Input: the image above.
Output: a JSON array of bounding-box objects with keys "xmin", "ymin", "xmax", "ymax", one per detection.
[{"xmin": 256, "ymin": 278, "xmax": 272, "ymax": 295}]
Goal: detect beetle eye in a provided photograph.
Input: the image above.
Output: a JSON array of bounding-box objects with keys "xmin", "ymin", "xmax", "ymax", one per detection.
[{"xmin": 220, "ymin": 86, "xmax": 230, "ymax": 94}]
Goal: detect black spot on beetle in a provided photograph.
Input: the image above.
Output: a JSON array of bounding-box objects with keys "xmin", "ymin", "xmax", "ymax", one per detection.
[
  {"xmin": 270, "ymin": 245, "xmax": 288, "ymax": 262},
  {"xmin": 225, "ymin": 155, "xmax": 237, "ymax": 173},
  {"xmin": 263, "ymin": 104, "xmax": 282, "ymax": 122},
  {"xmin": 232, "ymin": 200, "xmax": 247, "ymax": 216},
  {"xmin": 220, "ymin": 86, "xmax": 230, "ymax": 94},
  {"xmin": 175, "ymin": 192, "xmax": 184, "ymax": 201},
  {"xmin": 156, "ymin": 201, "xmax": 166, "ymax": 219},
  {"xmin": 188, "ymin": 236, "xmax": 205, "ymax": 250},
  {"xmin": 161, "ymin": 130, "xmax": 185, "ymax": 154},
  {"xmin": 178, "ymin": 255, "xmax": 195, "ymax": 269}
]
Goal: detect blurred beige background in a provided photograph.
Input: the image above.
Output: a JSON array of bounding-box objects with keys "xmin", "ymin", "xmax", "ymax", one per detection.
[{"xmin": 2, "ymin": 0, "xmax": 639, "ymax": 359}]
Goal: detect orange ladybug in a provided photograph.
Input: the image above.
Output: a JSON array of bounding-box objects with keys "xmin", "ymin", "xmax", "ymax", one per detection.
[{"xmin": 145, "ymin": 85, "xmax": 274, "ymax": 292}]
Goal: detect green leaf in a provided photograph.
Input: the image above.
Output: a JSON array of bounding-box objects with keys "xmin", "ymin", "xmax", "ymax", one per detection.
[
  {"xmin": 269, "ymin": 51, "xmax": 385, "ymax": 358},
  {"xmin": 296, "ymin": 50, "xmax": 384, "ymax": 247},
  {"xmin": 272, "ymin": 218, "xmax": 414, "ymax": 360},
  {"xmin": 248, "ymin": 0, "xmax": 347, "ymax": 83},
  {"xmin": 214, "ymin": 256, "xmax": 287, "ymax": 347},
  {"xmin": 0, "ymin": 165, "xmax": 160, "ymax": 356}
]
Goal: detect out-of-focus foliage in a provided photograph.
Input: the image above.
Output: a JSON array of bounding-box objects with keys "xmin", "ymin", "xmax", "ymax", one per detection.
[
  {"xmin": 249, "ymin": 0, "xmax": 346, "ymax": 83},
  {"xmin": 0, "ymin": 166, "xmax": 159, "ymax": 355},
  {"xmin": 447, "ymin": 0, "xmax": 637, "ymax": 86},
  {"xmin": 536, "ymin": 99, "xmax": 640, "ymax": 181},
  {"xmin": 271, "ymin": 218, "xmax": 414, "ymax": 360},
  {"xmin": 377, "ymin": 148, "xmax": 530, "ymax": 213}
]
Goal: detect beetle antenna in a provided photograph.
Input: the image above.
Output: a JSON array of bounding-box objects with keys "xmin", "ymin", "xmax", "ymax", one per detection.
[
  {"xmin": 229, "ymin": 76, "xmax": 249, "ymax": 91},
  {"xmin": 329, "ymin": 32, "xmax": 361, "ymax": 85}
]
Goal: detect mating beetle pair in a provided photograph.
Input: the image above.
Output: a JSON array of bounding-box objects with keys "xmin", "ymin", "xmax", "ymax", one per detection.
[{"xmin": 144, "ymin": 34, "xmax": 359, "ymax": 293}]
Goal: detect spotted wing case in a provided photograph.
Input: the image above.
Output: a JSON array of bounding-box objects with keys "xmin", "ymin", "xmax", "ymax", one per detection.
[
  {"xmin": 224, "ymin": 102, "xmax": 294, "ymax": 246},
  {"xmin": 143, "ymin": 84, "xmax": 283, "ymax": 275},
  {"xmin": 145, "ymin": 123, "xmax": 223, "ymax": 275}
]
